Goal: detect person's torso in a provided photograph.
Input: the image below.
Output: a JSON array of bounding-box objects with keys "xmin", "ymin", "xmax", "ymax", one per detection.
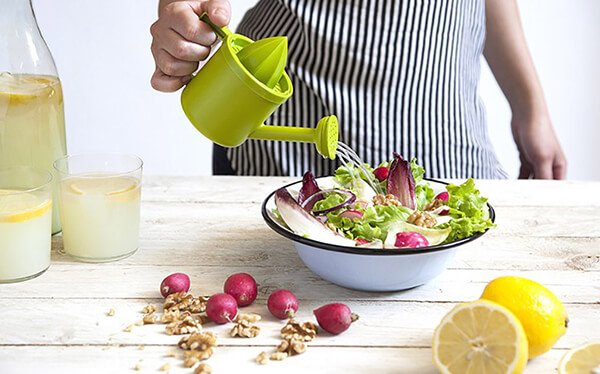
[{"xmin": 227, "ymin": 0, "xmax": 507, "ymax": 179}]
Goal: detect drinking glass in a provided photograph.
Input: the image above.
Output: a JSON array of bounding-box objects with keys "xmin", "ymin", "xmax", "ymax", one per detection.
[
  {"xmin": 0, "ymin": 166, "xmax": 53, "ymax": 283},
  {"xmin": 53, "ymin": 153, "xmax": 142, "ymax": 262}
]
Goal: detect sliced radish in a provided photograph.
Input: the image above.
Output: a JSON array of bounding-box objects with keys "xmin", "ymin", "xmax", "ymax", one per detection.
[{"xmin": 339, "ymin": 209, "xmax": 364, "ymax": 220}]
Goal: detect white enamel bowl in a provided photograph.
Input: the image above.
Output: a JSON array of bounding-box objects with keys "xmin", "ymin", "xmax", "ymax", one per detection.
[{"xmin": 262, "ymin": 177, "xmax": 495, "ymax": 292}]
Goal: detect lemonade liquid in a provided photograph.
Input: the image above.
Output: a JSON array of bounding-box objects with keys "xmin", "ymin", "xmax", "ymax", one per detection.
[
  {"xmin": 58, "ymin": 175, "xmax": 141, "ymax": 261},
  {"xmin": 0, "ymin": 73, "xmax": 67, "ymax": 234},
  {"xmin": 0, "ymin": 191, "xmax": 52, "ymax": 282}
]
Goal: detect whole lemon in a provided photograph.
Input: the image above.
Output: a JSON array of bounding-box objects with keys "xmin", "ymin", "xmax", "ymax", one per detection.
[{"xmin": 480, "ymin": 276, "xmax": 568, "ymax": 358}]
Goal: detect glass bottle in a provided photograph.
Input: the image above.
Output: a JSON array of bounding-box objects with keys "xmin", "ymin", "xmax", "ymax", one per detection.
[{"xmin": 0, "ymin": 0, "xmax": 67, "ymax": 234}]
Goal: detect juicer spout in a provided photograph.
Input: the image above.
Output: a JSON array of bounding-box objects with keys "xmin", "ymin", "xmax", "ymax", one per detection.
[{"xmin": 247, "ymin": 115, "xmax": 339, "ymax": 160}]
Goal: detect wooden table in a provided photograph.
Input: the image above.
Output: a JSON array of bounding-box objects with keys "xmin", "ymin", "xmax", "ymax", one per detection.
[{"xmin": 1, "ymin": 177, "xmax": 599, "ymax": 373}]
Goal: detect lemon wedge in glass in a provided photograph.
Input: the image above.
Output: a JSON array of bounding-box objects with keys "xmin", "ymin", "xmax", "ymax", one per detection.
[{"xmin": 0, "ymin": 190, "xmax": 52, "ymax": 223}]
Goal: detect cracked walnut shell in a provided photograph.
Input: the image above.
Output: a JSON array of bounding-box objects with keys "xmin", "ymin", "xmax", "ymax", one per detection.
[{"xmin": 281, "ymin": 319, "xmax": 318, "ymax": 342}]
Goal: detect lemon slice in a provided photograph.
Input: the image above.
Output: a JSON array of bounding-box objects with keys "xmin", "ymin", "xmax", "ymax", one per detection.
[
  {"xmin": 432, "ymin": 300, "xmax": 529, "ymax": 374},
  {"xmin": 68, "ymin": 176, "xmax": 138, "ymax": 196},
  {"xmin": 558, "ymin": 342, "xmax": 600, "ymax": 374},
  {"xmin": 0, "ymin": 73, "xmax": 58, "ymax": 105},
  {"xmin": 0, "ymin": 190, "xmax": 52, "ymax": 223}
]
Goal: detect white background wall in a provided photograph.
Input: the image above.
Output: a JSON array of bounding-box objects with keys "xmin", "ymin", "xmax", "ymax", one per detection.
[{"xmin": 32, "ymin": 0, "xmax": 600, "ymax": 179}]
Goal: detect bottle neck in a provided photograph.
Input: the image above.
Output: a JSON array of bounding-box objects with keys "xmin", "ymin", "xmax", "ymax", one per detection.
[
  {"xmin": 1, "ymin": 0, "xmax": 35, "ymax": 22},
  {"xmin": 0, "ymin": 0, "xmax": 58, "ymax": 76}
]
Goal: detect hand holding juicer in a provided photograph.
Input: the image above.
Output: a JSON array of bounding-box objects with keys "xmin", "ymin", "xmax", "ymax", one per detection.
[{"xmin": 181, "ymin": 13, "xmax": 338, "ymax": 159}]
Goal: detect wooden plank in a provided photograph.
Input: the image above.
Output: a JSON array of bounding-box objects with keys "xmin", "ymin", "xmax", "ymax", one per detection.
[
  {"xmin": 142, "ymin": 177, "xmax": 600, "ymax": 207},
  {"xmin": 0, "ymin": 345, "xmax": 570, "ymax": 374},
  {"xmin": 135, "ymin": 201, "xmax": 600, "ymax": 239},
  {"xmin": 1, "ymin": 264, "xmax": 598, "ymax": 303},
  {"xmin": 49, "ymin": 235, "xmax": 600, "ymax": 272},
  {"xmin": 0, "ymin": 299, "xmax": 595, "ymax": 350}
]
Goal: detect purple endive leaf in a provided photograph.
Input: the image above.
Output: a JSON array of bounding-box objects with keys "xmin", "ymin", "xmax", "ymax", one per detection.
[
  {"xmin": 274, "ymin": 188, "xmax": 356, "ymax": 246},
  {"xmin": 386, "ymin": 153, "xmax": 416, "ymax": 209},
  {"xmin": 298, "ymin": 171, "xmax": 322, "ymax": 208}
]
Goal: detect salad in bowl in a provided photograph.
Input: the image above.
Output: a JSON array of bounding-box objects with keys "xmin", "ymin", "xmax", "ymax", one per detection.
[{"xmin": 262, "ymin": 153, "xmax": 495, "ymax": 291}]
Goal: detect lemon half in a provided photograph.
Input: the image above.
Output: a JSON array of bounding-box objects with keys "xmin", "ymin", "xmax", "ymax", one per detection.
[
  {"xmin": 559, "ymin": 342, "xmax": 600, "ymax": 374},
  {"xmin": 432, "ymin": 299, "xmax": 528, "ymax": 374},
  {"xmin": 0, "ymin": 190, "xmax": 52, "ymax": 223}
]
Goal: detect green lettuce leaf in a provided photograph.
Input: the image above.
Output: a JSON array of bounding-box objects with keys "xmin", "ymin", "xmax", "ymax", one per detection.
[
  {"xmin": 436, "ymin": 178, "xmax": 494, "ymax": 243},
  {"xmin": 325, "ymin": 204, "xmax": 412, "ymax": 242}
]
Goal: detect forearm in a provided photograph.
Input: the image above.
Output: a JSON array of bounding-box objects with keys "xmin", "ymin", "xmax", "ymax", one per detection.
[{"xmin": 484, "ymin": 0, "xmax": 547, "ymax": 118}]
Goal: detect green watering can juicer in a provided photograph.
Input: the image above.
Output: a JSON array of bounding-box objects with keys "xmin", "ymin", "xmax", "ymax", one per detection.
[{"xmin": 181, "ymin": 13, "xmax": 338, "ymax": 159}]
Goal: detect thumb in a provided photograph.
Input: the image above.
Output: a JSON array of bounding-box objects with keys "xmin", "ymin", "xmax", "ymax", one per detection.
[{"xmin": 200, "ymin": 0, "xmax": 231, "ymax": 28}]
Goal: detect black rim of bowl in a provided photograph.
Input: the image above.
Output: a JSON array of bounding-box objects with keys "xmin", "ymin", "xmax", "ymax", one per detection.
[{"xmin": 261, "ymin": 177, "xmax": 495, "ymax": 256}]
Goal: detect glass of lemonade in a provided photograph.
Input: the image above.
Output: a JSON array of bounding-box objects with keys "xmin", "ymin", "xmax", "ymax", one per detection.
[
  {"xmin": 54, "ymin": 154, "xmax": 142, "ymax": 262},
  {"xmin": 0, "ymin": 166, "xmax": 53, "ymax": 283}
]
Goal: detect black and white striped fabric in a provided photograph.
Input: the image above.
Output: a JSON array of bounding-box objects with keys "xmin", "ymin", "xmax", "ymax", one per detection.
[{"xmin": 225, "ymin": 0, "xmax": 508, "ymax": 179}]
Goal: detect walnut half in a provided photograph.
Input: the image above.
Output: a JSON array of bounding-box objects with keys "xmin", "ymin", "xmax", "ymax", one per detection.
[
  {"xmin": 407, "ymin": 211, "xmax": 437, "ymax": 228},
  {"xmin": 230, "ymin": 319, "xmax": 260, "ymax": 338},
  {"xmin": 281, "ymin": 319, "xmax": 318, "ymax": 342},
  {"xmin": 277, "ymin": 338, "xmax": 306, "ymax": 356}
]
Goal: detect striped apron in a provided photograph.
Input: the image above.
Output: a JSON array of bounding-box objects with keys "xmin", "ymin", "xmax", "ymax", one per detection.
[{"xmin": 223, "ymin": 0, "xmax": 508, "ymax": 179}]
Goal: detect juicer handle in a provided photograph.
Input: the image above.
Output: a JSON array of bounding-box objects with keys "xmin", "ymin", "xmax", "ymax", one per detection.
[{"xmin": 199, "ymin": 12, "xmax": 232, "ymax": 40}]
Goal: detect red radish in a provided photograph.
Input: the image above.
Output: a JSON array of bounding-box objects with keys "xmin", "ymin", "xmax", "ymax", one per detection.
[
  {"xmin": 267, "ymin": 289, "xmax": 298, "ymax": 319},
  {"xmin": 206, "ymin": 293, "xmax": 238, "ymax": 324},
  {"xmin": 435, "ymin": 191, "xmax": 449, "ymax": 202},
  {"xmin": 356, "ymin": 238, "xmax": 370, "ymax": 245},
  {"xmin": 313, "ymin": 303, "xmax": 359, "ymax": 334},
  {"xmin": 160, "ymin": 273, "xmax": 190, "ymax": 298},
  {"xmin": 373, "ymin": 167, "xmax": 389, "ymax": 182},
  {"xmin": 224, "ymin": 273, "xmax": 258, "ymax": 307},
  {"xmin": 339, "ymin": 209, "xmax": 364, "ymax": 220},
  {"xmin": 395, "ymin": 231, "xmax": 429, "ymax": 248}
]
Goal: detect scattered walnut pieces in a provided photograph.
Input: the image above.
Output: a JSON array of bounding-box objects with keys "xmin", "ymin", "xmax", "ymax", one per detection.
[
  {"xmin": 134, "ymin": 320, "xmax": 144, "ymax": 326},
  {"xmin": 159, "ymin": 363, "xmax": 171, "ymax": 372},
  {"xmin": 236, "ymin": 313, "xmax": 261, "ymax": 323},
  {"xmin": 133, "ymin": 363, "xmax": 142, "ymax": 371},
  {"xmin": 142, "ymin": 312, "xmax": 157, "ymax": 325},
  {"xmin": 424, "ymin": 198, "xmax": 444, "ymax": 212},
  {"xmin": 165, "ymin": 314, "xmax": 202, "ymax": 335},
  {"xmin": 407, "ymin": 211, "xmax": 437, "ymax": 228},
  {"xmin": 230, "ymin": 318, "xmax": 260, "ymax": 338},
  {"xmin": 165, "ymin": 350, "xmax": 178, "ymax": 358},
  {"xmin": 142, "ymin": 304, "xmax": 157, "ymax": 314},
  {"xmin": 373, "ymin": 194, "xmax": 402, "ymax": 206},
  {"xmin": 270, "ymin": 352, "xmax": 288, "ymax": 361},
  {"xmin": 281, "ymin": 319, "xmax": 318, "ymax": 342},
  {"xmin": 277, "ymin": 338, "xmax": 306, "ymax": 356},
  {"xmin": 164, "ymin": 292, "xmax": 209, "ymax": 314},
  {"xmin": 256, "ymin": 351, "xmax": 268, "ymax": 365},
  {"xmin": 194, "ymin": 363, "xmax": 211, "ymax": 374},
  {"xmin": 107, "ymin": 308, "xmax": 115, "ymax": 317},
  {"xmin": 178, "ymin": 331, "xmax": 217, "ymax": 350},
  {"xmin": 124, "ymin": 324, "xmax": 134, "ymax": 332}
]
